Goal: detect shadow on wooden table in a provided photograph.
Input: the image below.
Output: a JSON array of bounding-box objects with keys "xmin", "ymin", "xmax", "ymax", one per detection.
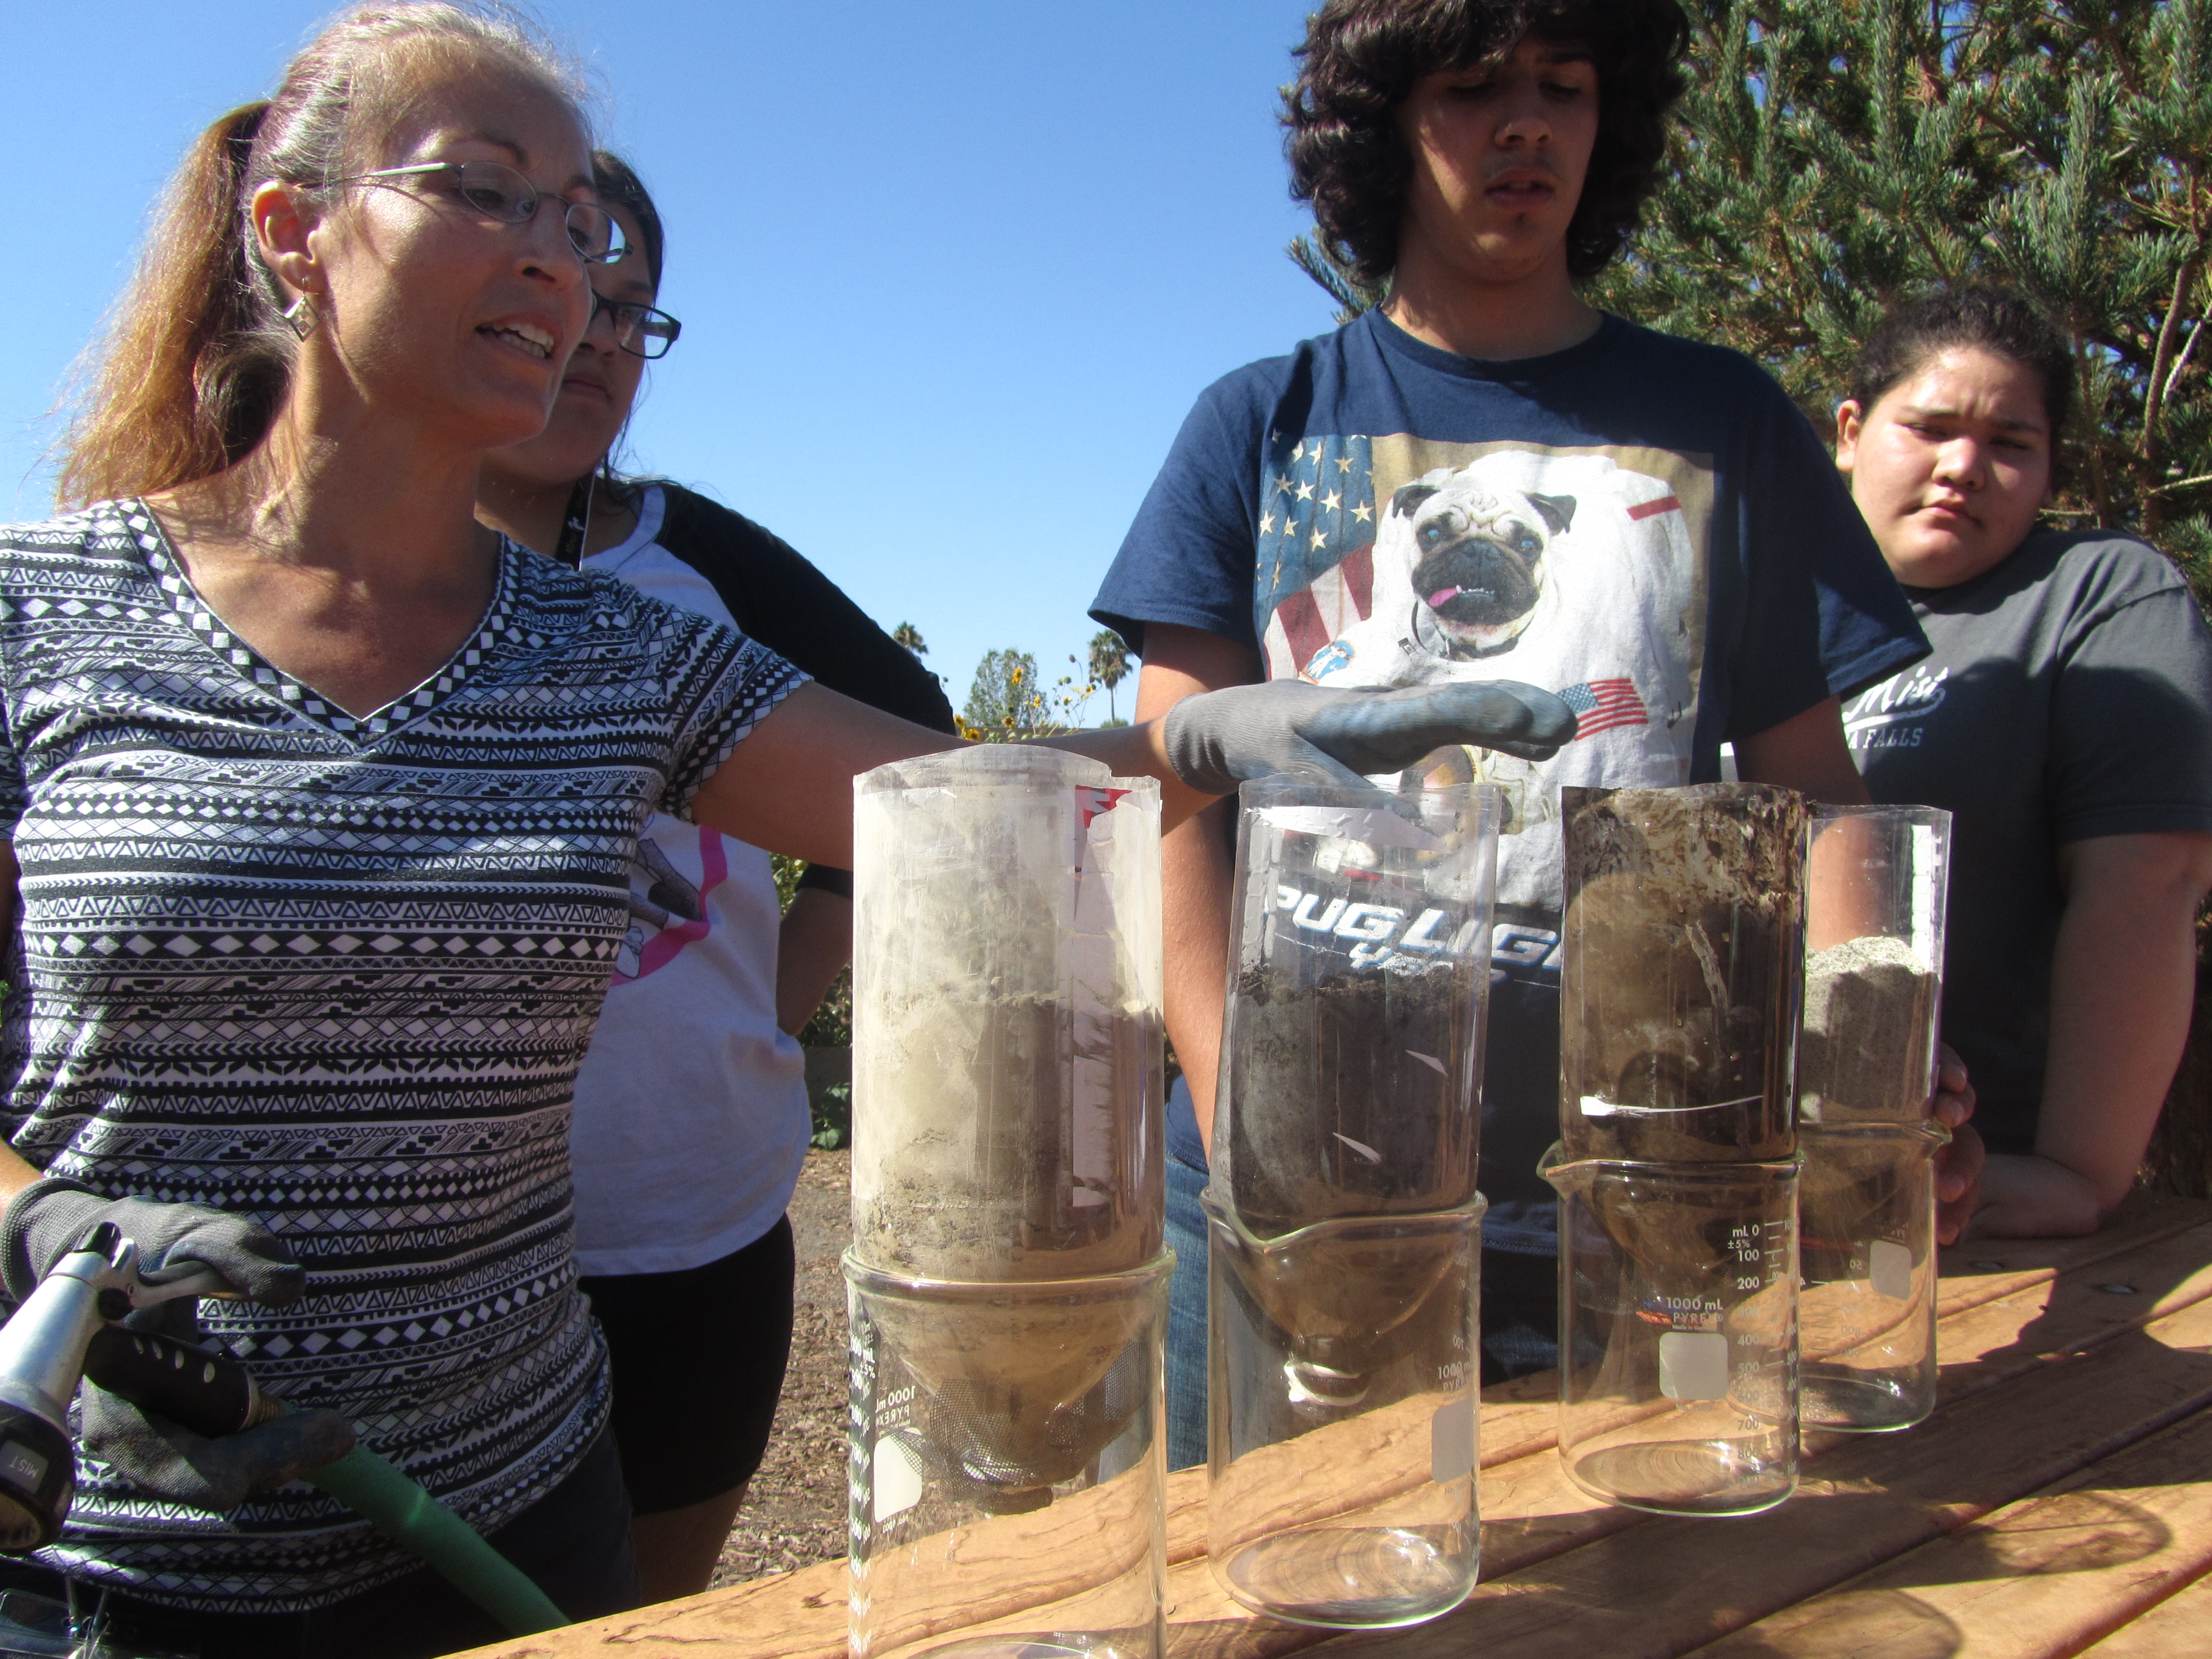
[{"xmin": 449, "ymin": 1196, "xmax": 2212, "ymax": 1659}]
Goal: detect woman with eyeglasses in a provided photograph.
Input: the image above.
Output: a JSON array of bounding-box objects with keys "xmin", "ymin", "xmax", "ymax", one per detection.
[
  {"xmin": 0, "ymin": 5, "xmax": 1568, "ymax": 1650},
  {"xmin": 474, "ymin": 154, "xmax": 957, "ymax": 1604}
]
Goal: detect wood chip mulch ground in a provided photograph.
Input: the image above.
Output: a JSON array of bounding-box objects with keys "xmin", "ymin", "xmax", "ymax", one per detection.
[{"xmin": 711, "ymin": 1147, "xmax": 852, "ymax": 1587}]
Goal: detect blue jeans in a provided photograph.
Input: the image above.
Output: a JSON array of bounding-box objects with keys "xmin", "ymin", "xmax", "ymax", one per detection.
[{"xmin": 1164, "ymin": 1146, "xmax": 1211, "ymax": 1471}]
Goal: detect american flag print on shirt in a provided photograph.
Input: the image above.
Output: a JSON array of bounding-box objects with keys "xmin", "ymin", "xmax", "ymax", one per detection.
[
  {"xmin": 1242, "ymin": 437, "xmax": 1710, "ymax": 908},
  {"xmin": 1559, "ymin": 677, "xmax": 1650, "ymax": 738}
]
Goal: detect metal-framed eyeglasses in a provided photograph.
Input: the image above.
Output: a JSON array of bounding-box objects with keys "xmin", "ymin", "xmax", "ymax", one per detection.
[
  {"xmin": 589, "ymin": 291, "xmax": 682, "ymax": 359},
  {"xmin": 339, "ymin": 160, "xmax": 627, "ymax": 265}
]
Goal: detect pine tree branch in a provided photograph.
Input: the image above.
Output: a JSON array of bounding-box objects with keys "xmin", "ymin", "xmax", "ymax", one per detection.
[
  {"xmin": 2167, "ymin": 317, "xmax": 2205, "ymax": 401},
  {"xmin": 2145, "ymin": 255, "xmax": 2201, "ymax": 482}
]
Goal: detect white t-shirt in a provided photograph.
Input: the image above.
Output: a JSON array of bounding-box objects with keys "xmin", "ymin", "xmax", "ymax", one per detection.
[{"xmin": 569, "ymin": 486, "xmax": 811, "ymax": 1275}]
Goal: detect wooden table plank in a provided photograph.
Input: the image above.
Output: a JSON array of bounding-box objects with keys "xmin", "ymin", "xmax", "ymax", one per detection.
[
  {"xmin": 2071, "ymin": 1565, "xmax": 2212, "ymax": 1655},
  {"xmin": 1684, "ymin": 1406, "xmax": 2212, "ymax": 1657},
  {"xmin": 1935, "ymin": 1193, "xmax": 2212, "ymax": 1322},
  {"xmin": 1910, "ymin": 1222, "xmax": 2212, "ymax": 1408},
  {"xmin": 1272, "ymin": 1284, "xmax": 2212, "ymax": 1658},
  {"xmin": 451, "ymin": 1207, "xmax": 2212, "ymax": 1659}
]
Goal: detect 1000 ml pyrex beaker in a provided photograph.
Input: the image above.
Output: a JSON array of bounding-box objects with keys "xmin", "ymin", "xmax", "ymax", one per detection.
[
  {"xmin": 1204, "ymin": 1197, "xmax": 1482, "ymax": 1629},
  {"xmin": 1799, "ymin": 806, "xmax": 1952, "ymax": 1126},
  {"xmin": 1545, "ymin": 1151, "xmax": 1799, "ymax": 1516},
  {"xmin": 852, "ymin": 748, "xmax": 1164, "ymax": 1283},
  {"xmin": 1559, "ymin": 785, "xmax": 1808, "ymax": 1163},
  {"xmin": 1799, "ymin": 1121, "xmax": 1947, "ymax": 1432},
  {"xmin": 846, "ymin": 1254, "xmax": 1171, "ymax": 1659},
  {"xmin": 1211, "ymin": 779, "xmax": 1500, "ymax": 1236}
]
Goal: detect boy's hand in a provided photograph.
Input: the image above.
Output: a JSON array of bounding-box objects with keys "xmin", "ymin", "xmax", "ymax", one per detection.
[{"xmin": 1932, "ymin": 1043, "xmax": 1981, "ymax": 1243}]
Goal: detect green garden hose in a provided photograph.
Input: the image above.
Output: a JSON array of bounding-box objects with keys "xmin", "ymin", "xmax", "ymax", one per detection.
[{"xmin": 304, "ymin": 1442, "xmax": 569, "ymax": 1636}]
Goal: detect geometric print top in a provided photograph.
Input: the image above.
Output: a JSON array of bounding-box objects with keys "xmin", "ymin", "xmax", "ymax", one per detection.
[{"xmin": 0, "ymin": 500, "xmax": 804, "ymax": 1612}]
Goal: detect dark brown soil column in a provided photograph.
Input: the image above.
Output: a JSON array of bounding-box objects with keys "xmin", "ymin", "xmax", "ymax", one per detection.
[
  {"xmin": 1559, "ymin": 783, "xmax": 1808, "ymax": 1162},
  {"xmin": 1222, "ymin": 961, "xmax": 1482, "ymax": 1237}
]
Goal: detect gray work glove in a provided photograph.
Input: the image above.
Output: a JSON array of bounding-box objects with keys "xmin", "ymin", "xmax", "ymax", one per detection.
[
  {"xmin": 1163, "ymin": 678, "xmax": 1579, "ymax": 795},
  {"xmin": 81, "ymin": 1305, "xmax": 356, "ymax": 1512},
  {"xmin": 0, "ymin": 1177, "xmax": 305, "ymax": 1305},
  {"xmin": 2, "ymin": 1178, "xmax": 353, "ymax": 1510}
]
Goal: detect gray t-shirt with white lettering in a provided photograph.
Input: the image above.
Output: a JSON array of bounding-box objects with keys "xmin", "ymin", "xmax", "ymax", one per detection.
[{"xmin": 1846, "ymin": 528, "xmax": 2212, "ymax": 1153}]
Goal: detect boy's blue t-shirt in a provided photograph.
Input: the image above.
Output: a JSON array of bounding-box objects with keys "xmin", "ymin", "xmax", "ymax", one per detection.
[{"xmin": 1093, "ymin": 306, "xmax": 1926, "ymax": 1253}]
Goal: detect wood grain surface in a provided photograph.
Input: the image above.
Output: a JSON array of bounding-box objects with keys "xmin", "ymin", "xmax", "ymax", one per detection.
[
  {"xmin": 2071, "ymin": 1565, "xmax": 2212, "ymax": 1655},
  {"xmin": 450, "ymin": 1198, "xmax": 2212, "ymax": 1659},
  {"xmin": 1689, "ymin": 1407, "xmax": 2212, "ymax": 1656}
]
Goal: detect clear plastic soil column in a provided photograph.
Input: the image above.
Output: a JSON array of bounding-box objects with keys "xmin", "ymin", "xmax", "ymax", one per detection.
[
  {"xmin": 1211, "ymin": 779, "xmax": 1500, "ymax": 1235},
  {"xmin": 847, "ymin": 1257, "xmax": 1170, "ymax": 1659},
  {"xmin": 1545, "ymin": 1152, "xmax": 1800, "ymax": 1516},
  {"xmin": 1799, "ymin": 805, "xmax": 1953, "ymax": 1126},
  {"xmin": 847, "ymin": 746, "xmax": 1171, "ymax": 1658},
  {"xmin": 1798, "ymin": 1120, "xmax": 1948, "ymax": 1432},
  {"xmin": 851, "ymin": 748, "xmax": 1164, "ymax": 1283},
  {"xmin": 1205, "ymin": 778, "xmax": 1499, "ymax": 1628},
  {"xmin": 1558, "ymin": 784, "xmax": 1810, "ymax": 1163}
]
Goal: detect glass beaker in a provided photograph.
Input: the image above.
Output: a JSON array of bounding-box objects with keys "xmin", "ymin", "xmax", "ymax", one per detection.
[
  {"xmin": 851, "ymin": 748, "xmax": 1164, "ymax": 1282},
  {"xmin": 1558, "ymin": 784, "xmax": 1809, "ymax": 1163},
  {"xmin": 1210, "ymin": 778, "xmax": 1500, "ymax": 1238},
  {"xmin": 846, "ymin": 1253, "xmax": 1171, "ymax": 1659},
  {"xmin": 1204, "ymin": 1196, "xmax": 1482, "ymax": 1629},
  {"xmin": 1544, "ymin": 1151, "xmax": 1800, "ymax": 1515},
  {"xmin": 1799, "ymin": 806, "xmax": 1952, "ymax": 1125},
  {"xmin": 1798, "ymin": 1120, "xmax": 1947, "ymax": 1432}
]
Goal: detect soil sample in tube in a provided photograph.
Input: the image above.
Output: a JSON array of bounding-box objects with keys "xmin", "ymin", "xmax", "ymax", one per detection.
[
  {"xmin": 1560, "ymin": 783, "xmax": 1808, "ymax": 1162},
  {"xmin": 854, "ymin": 993, "xmax": 1164, "ymax": 1281},
  {"xmin": 851, "ymin": 747, "xmax": 1165, "ymax": 1283},
  {"xmin": 1221, "ymin": 958, "xmax": 1483, "ymax": 1238},
  {"xmin": 1797, "ymin": 935, "xmax": 1939, "ymax": 1122}
]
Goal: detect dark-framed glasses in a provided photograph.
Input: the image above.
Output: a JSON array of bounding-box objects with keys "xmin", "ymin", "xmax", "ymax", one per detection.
[
  {"xmin": 590, "ymin": 291, "xmax": 683, "ymax": 359},
  {"xmin": 343, "ymin": 160, "xmax": 627, "ymax": 264}
]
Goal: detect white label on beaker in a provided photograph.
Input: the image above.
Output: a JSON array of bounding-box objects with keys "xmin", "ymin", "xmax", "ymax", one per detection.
[
  {"xmin": 1658, "ymin": 1331, "xmax": 1730, "ymax": 1401},
  {"xmin": 1911, "ymin": 823, "xmax": 1940, "ymax": 968},
  {"xmin": 1869, "ymin": 1238, "xmax": 1914, "ymax": 1301},
  {"xmin": 1430, "ymin": 1398, "xmax": 1476, "ymax": 1484},
  {"xmin": 873, "ymin": 1435, "xmax": 926, "ymax": 1522}
]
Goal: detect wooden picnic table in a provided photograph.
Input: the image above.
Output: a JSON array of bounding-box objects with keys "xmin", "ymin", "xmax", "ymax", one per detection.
[{"xmin": 459, "ymin": 1194, "xmax": 2212, "ymax": 1659}]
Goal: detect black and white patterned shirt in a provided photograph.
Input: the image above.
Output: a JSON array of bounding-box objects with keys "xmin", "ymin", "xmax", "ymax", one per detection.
[{"xmin": 0, "ymin": 501, "xmax": 803, "ymax": 1611}]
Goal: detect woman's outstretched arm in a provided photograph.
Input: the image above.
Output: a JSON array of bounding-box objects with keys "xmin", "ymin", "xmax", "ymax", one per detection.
[
  {"xmin": 686, "ymin": 683, "xmax": 1215, "ymax": 866},
  {"xmin": 690, "ymin": 677, "xmax": 1579, "ymax": 866}
]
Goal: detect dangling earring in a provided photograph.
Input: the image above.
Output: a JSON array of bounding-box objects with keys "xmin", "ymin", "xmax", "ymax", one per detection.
[{"xmin": 282, "ymin": 294, "xmax": 320, "ymax": 340}]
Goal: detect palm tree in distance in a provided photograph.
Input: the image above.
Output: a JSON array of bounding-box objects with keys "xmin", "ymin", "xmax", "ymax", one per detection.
[
  {"xmin": 1088, "ymin": 629, "xmax": 1134, "ymax": 726},
  {"xmin": 891, "ymin": 622, "xmax": 928, "ymax": 657}
]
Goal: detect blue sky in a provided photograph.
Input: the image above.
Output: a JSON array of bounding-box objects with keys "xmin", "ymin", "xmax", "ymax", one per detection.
[{"xmin": 2, "ymin": 1, "xmax": 1344, "ymax": 722}]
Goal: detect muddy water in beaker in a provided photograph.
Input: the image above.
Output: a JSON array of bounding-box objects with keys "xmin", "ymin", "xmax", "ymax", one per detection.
[
  {"xmin": 846, "ymin": 1253, "xmax": 1170, "ymax": 1659},
  {"xmin": 1546, "ymin": 1153, "xmax": 1799, "ymax": 1515},
  {"xmin": 1799, "ymin": 1121, "xmax": 1945, "ymax": 1432},
  {"xmin": 1204, "ymin": 1197, "xmax": 1481, "ymax": 1628}
]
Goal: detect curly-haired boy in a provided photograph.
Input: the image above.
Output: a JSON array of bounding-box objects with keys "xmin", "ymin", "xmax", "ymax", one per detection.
[{"xmin": 1091, "ymin": 0, "xmax": 1931, "ymax": 1468}]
